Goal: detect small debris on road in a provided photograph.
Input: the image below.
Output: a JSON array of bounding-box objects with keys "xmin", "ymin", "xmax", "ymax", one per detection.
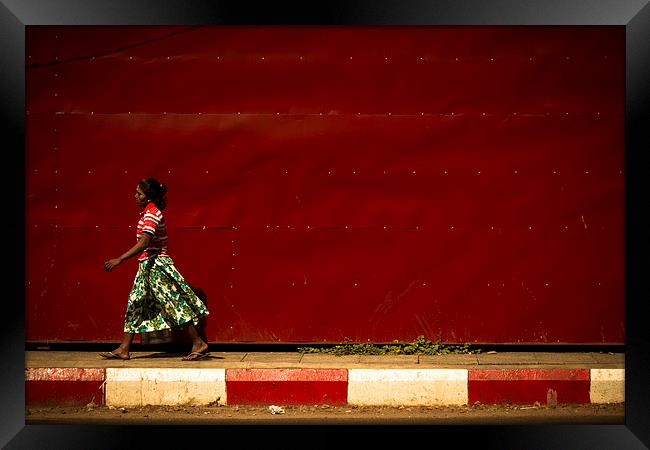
[{"xmin": 269, "ymin": 405, "xmax": 285, "ymax": 415}]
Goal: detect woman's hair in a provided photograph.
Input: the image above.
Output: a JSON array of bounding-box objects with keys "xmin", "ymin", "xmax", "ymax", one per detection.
[{"xmin": 139, "ymin": 177, "xmax": 168, "ymax": 210}]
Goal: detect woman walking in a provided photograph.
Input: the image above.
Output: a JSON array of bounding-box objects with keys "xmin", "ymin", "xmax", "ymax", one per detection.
[{"xmin": 101, "ymin": 178, "xmax": 210, "ymax": 361}]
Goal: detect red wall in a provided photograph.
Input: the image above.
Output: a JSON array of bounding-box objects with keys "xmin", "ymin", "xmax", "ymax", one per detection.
[{"xmin": 25, "ymin": 26, "xmax": 625, "ymax": 344}]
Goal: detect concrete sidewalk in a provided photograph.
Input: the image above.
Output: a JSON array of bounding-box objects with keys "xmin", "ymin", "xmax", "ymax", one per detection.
[{"xmin": 25, "ymin": 350, "xmax": 625, "ymax": 408}]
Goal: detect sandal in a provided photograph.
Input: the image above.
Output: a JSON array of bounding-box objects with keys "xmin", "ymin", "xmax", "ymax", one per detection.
[
  {"xmin": 99, "ymin": 351, "xmax": 130, "ymax": 360},
  {"xmin": 182, "ymin": 351, "xmax": 209, "ymax": 361}
]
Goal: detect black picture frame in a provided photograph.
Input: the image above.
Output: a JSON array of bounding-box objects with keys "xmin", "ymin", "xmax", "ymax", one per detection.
[{"xmin": 2, "ymin": 1, "xmax": 648, "ymax": 448}]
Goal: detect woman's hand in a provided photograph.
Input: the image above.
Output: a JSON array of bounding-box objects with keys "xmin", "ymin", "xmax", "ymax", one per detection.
[
  {"xmin": 105, "ymin": 234, "xmax": 150, "ymax": 272},
  {"xmin": 104, "ymin": 258, "xmax": 122, "ymax": 272}
]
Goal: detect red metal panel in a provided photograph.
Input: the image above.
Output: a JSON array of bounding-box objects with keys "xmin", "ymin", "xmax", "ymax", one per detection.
[{"xmin": 25, "ymin": 26, "xmax": 625, "ymax": 344}]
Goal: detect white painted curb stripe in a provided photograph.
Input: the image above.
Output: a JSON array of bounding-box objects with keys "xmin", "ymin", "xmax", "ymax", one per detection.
[
  {"xmin": 348, "ymin": 369, "xmax": 468, "ymax": 406},
  {"xmin": 106, "ymin": 368, "xmax": 226, "ymax": 407},
  {"xmin": 106, "ymin": 368, "xmax": 225, "ymax": 382},
  {"xmin": 590, "ymin": 369, "xmax": 624, "ymax": 404}
]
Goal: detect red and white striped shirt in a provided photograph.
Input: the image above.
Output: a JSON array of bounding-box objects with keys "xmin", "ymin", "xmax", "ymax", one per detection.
[{"xmin": 137, "ymin": 202, "xmax": 169, "ymax": 261}]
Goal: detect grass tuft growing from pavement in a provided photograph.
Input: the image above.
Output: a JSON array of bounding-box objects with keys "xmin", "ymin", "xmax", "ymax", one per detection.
[{"xmin": 298, "ymin": 335, "xmax": 481, "ymax": 356}]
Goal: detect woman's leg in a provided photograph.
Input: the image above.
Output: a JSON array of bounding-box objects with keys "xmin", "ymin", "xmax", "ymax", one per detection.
[
  {"xmin": 181, "ymin": 322, "xmax": 209, "ymax": 360},
  {"xmin": 102, "ymin": 333, "xmax": 134, "ymax": 360}
]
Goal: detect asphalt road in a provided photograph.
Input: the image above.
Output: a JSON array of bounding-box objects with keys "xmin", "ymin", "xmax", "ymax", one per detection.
[{"xmin": 26, "ymin": 402, "xmax": 624, "ymax": 425}]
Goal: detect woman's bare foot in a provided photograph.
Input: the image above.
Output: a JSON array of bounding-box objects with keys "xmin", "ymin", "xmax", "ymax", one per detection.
[
  {"xmin": 181, "ymin": 341, "xmax": 209, "ymax": 360},
  {"xmin": 99, "ymin": 348, "xmax": 130, "ymax": 360}
]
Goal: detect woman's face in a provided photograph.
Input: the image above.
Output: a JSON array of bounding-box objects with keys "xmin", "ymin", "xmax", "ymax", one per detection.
[{"xmin": 135, "ymin": 185, "xmax": 149, "ymax": 207}]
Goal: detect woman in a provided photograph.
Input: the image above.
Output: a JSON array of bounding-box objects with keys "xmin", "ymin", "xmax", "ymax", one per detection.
[{"xmin": 101, "ymin": 178, "xmax": 210, "ymax": 361}]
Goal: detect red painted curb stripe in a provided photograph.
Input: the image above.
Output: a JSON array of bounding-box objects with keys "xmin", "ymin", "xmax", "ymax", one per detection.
[
  {"xmin": 227, "ymin": 369, "xmax": 348, "ymax": 405},
  {"xmin": 227, "ymin": 368, "xmax": 347, "ymax": 382},
  {"xmin": 468, "ymin": 370, "xmax": 590, "ymax": 404},
  {"xmin": 26, "ymin": 380, "xmax": 105, "ymax": 406},
  {"xmin": 469, "ymin": 369, "xmax": 589, "ymax": 381},
  {"xmin": 25, "ymin": 368, "xmax": 105, "ymax": 381}
]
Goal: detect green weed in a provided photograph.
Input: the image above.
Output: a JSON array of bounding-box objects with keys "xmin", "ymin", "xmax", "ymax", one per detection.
[{"xmin": 298, "ymin": 335, "xmax": 480, "ymax": 356}]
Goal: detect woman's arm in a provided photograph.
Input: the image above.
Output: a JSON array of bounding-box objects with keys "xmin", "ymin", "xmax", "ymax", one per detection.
[{"xmin": 104, "ymin": 234, "xmax": 151, "ymax": 272}]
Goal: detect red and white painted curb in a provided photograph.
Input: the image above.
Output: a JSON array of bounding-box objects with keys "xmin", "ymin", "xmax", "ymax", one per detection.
[
  {"xmin": 26, "ymin": 368, "xmax": 105, "ymax": 406},
  {"xmin": 25, "ymin": 367, "xmax": 625, "ymax": 407}
]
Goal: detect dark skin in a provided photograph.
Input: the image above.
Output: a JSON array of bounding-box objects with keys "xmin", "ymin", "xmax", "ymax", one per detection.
[{"xmin": 102, "ymin": 185, "xmax": 208, "ymax": 361}]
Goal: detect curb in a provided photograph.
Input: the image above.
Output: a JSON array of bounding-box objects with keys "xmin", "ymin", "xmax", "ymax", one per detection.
[{"xmin": 25, "ymin": 367, "xmax": 625, "ymax": 408}]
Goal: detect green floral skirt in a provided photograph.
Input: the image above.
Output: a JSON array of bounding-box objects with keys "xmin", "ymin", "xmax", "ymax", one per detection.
[{"xmin": 123, "ymin": 255, "xmax": 209, "ymax": 334}]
